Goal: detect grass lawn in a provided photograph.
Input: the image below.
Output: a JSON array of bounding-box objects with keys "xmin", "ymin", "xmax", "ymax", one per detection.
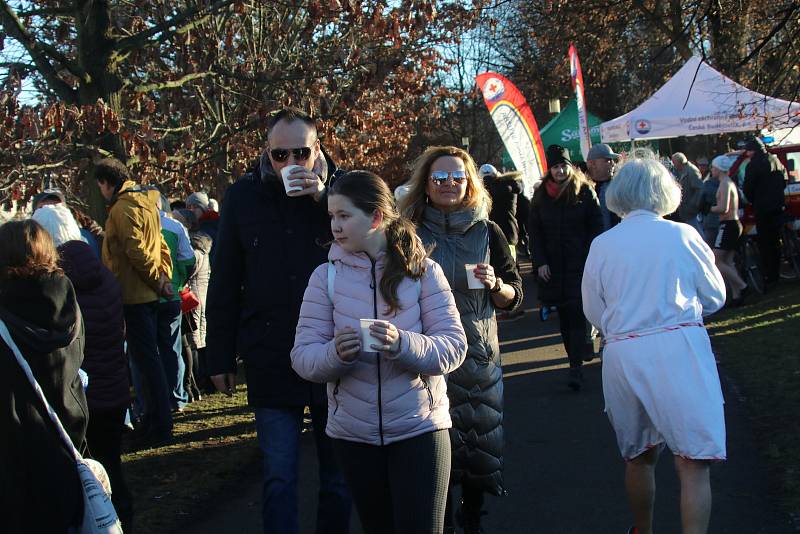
[
  {"xmin": 121, "ymin": 386, "xmax": 260, "ymax": 533},
  {"xmin": 706, "ymin": 281, "xmax": 800, "ymax": 513}
]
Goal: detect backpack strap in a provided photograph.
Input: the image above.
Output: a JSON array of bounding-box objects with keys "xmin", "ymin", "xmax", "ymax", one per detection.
[{"xmin": 327, "ymin": 261, "xmax": 336, "ymax": 303}]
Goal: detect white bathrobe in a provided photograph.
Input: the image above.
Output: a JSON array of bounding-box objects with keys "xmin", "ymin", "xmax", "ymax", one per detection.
[{"xmin": 582, "ymin": 210, "xmax": 727, "ymax": 460}]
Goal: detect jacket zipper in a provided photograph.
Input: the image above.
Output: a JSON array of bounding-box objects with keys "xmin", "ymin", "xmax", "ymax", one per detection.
[
  {"xmin": 332, "ymin": 379, "xmax": 340, "ymax": 415},
  {"xmin": 371, "ymin": 258, "xmax": 385, "ymax": 446},
  {"xmin": 420, "ymin": 375, "xmax": 434, "ymax": 411},
  {"xmin": 443, "ymin": 212, "xmax": 456, "ymax": 282}
]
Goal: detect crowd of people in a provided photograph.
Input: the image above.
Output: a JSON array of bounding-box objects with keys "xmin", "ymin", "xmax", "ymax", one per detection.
[
  {"xmin": 2, "ymin": 159, "xmax": 221, "ymax": 532},
  {"xmin": 1, "ymin": 105, "xmax": 792, "ymax": 534}
]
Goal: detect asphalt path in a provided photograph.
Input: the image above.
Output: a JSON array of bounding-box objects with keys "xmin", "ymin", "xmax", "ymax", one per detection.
[{"xmin": 191, "ymin": 259, "xmax": 792, "ymax": 533}]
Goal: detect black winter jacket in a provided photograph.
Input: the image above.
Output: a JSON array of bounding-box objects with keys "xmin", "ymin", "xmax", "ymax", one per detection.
[
  {"xmin": 485, "ymin": 176, "xmax": 523, "ymax": 246},
  {"xmin": 59, "ymin": 240, "xmax": 129, "ymax": 411},
  {"xmin": 206, "ymin": 156, "xmax": 341, "ymax": 408},
  {"xmin": 529, "ymin": 180, "xmax": 603, "ymax": 304},
  {"xmin": 0, "ymin": 273, "xmax": 88, "ymax": 533},
  {"xmin": 743, "ymin": 140, "xmax": 787, "ymax": 218},
  {"xmin": 418, "ymin": 206, "xmax": 523, "ymax": 495}
]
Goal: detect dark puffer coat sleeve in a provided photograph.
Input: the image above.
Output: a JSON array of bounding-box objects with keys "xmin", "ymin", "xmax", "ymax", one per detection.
[{"xmin": 487, "ymin": 221, "xmax": 523, "ymax": 312}]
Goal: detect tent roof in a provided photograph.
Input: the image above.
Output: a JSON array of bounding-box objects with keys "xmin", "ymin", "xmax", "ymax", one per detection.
[
  {"xmin": 540, "ymin": 99, "xmax": 603, "ymax": 134},
  {"xmin": 600, "ymin": 56, "xmax": 800, "ymax": 142},
  {"xmin": 539, "ymin": 99, "xmax": 603, "ymax": 161}
]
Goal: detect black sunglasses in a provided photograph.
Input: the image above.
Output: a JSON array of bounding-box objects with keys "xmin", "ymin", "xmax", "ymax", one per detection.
[{"xmin": 270, "ymin": 146, "xmax": 313, "ymax": 162}]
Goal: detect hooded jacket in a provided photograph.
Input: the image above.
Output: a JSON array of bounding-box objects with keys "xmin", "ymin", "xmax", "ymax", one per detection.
[
  {"xmin": 102, "ymin": 180, "xmax": 172, "ymax": 305},
  {"xmin": 59, "ymin": 240, "xmax": 129, "ymax": 411},
  {"xmin": 0, "ymin": 273, "xmax": 88, "ymax": 533},
  {"xmin": 743, "ymin": 138, "xmax": 788, "ymax": 217},
  {"xmin": 206, "ymin": 152, "xmax": 343, "ymax": 407},
  {"xmin": 291, "ymin": 244, "xmax": 467, "ymax": 445}
]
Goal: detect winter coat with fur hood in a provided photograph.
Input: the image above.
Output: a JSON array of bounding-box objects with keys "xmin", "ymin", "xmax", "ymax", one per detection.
[{"xmin": 291, "ymin": 243, "xmax": 467, "ymax": 446}]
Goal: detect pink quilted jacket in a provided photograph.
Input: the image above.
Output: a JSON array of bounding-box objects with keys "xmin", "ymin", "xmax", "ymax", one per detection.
[{"xmin": 291, "ymin": 243, "xmax": 467, "ymax": 446}]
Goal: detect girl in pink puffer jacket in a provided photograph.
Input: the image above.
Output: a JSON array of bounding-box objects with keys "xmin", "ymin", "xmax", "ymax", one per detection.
[{"xmin": 291, "ymin": 170, "xmax": 466, "ymax": 534}]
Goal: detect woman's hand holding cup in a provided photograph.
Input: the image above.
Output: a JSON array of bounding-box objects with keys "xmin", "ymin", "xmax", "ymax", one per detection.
[
  {"xmin": 369, "ymin": 321, "xmax": 401, "ymax": 355},
  {"xmin": 473, "ymin": 263, "xmax": 497, "ymax": 290},
  {"xmin": 334, "ymin": 327, "xmax": 361, "ymax": 362}
]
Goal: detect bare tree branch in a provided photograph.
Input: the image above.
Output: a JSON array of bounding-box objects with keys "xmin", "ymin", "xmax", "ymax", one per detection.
[
  {"xmin": 130, "ymin": 71, "xmax": 214, "ymax": 93},
  {"xmin": 0, "ymin": 1, "xmax": 78, "ymax": 102},
  {"xmin": 115, "ymin": 0, "xmax": 237, "ymax": 54},
  {"xmin": 630, "ymin": 0, "xmax": 694, "ymax": 58},
  {"xmin": 736, "ymin": 2, "xmax": 800, "ymax": 69}
]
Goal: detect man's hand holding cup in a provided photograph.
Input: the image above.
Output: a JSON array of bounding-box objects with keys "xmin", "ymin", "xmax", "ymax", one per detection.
[{"xmin": 281, "ymin": 164, "xmax": 324, "ymax": 200}]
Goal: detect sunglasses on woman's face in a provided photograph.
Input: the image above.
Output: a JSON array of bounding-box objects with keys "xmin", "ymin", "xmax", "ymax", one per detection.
[
  {"xmin": 429, "ymin": 170, "xmax": 468, "ymax": 186},
  {"xmin": 270, "ymin": 146, "xmax": 313, "ymax": 162}
]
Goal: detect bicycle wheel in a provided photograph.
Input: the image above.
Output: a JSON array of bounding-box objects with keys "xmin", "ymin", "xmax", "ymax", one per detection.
[
  {"xmin": 742, "ymin": 239, "xmax": 766, "ymax": 294},
  {"xmin": 782, "ymin": 226, "xmax": 800, "ymax": 279}
]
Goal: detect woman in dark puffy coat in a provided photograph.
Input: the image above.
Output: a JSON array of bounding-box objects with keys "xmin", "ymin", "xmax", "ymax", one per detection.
[
  {"xmin": 33, "ymin": 204, "xmax": 133, "ymax": 530},
  {"xmin": 0, "ymin": 219, "xmax": 88, "ymax": 533},
  {"xmin": 529, "ymin": 145, "xmax": 603, "ymax": 391},
  {"xmin": 400, "ymin": 146, "xmax": 523, "ymax": 534}
]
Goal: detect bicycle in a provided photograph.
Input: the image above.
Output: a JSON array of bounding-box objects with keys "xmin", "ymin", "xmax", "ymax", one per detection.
[
  {"xmin": 780, "ymin": 217, "xmax": 800, "ymax": 280},
  {"xmin": 735, "ymin": 232, "xmax": 766, "ymax": 295}
]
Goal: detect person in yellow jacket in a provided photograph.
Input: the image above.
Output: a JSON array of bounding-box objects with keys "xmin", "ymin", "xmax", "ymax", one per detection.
[{"xmin": 96, "ymin": 157, "xmax": 175, "ymax": 448}]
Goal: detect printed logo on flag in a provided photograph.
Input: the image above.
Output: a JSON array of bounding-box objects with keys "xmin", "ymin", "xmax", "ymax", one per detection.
[
  {"xmin": 482, "ymin": 78, "xmax": 506, "ymax": 102},
  {"xmin": 635, "ymin": 119, "xmax": 651, "ymax": 134}
]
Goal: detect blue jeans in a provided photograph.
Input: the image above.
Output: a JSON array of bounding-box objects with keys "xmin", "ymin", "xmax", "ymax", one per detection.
[
  {"xmin": 157, "ymin": 300, "xmax": 186, "ymax": 409},
  {"xmin": 123, "ymin": 302, "xmax": 173, "ymax": 435},
  {"xmin": 254, "ymin": 405, "xmax": 351, "ymax": 534}
]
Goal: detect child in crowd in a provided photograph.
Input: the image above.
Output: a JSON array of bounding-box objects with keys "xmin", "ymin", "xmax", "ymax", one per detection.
[{"xmin": 291, "ymin": 170, "xmax": 467, "ymax": 534}]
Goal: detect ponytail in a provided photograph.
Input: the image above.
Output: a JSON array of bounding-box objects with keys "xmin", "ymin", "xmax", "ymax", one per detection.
[{"xmin": 381, "ymin": 217, "xmax": 428, "ymax": 315}]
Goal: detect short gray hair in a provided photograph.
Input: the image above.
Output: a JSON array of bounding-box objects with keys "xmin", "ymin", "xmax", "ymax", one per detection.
[
  {"xmin": 606, "ymin": 153, "xmax": 681, "ymax": 217},
  {"xmin": 671, "ymin": 152, "xmax": 688, "ymax": 164}
]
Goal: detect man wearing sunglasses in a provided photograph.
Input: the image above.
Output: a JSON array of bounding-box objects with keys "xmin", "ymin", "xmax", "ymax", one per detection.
[{"xmin": 206, "ymin": 108, "xmax": 351, "ymax": 534}]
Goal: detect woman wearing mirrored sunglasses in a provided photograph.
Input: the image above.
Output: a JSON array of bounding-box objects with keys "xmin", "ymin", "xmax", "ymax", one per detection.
[
  {"xmin": 528, "ymin": 145, "xmax": 603, "ymax": 392},
  {"xmin": 399, "ymin": 146, "xmax": 523, "ymax": 534}
]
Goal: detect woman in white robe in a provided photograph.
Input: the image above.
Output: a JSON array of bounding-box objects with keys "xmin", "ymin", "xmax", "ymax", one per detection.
[{"xmin": 581, "ymin": 154, "xmax": 726, "ymax": 534}]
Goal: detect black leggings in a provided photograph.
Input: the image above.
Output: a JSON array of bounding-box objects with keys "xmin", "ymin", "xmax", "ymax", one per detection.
[
  {"xmin": 333, "ymin": 429, "xmax": 451, "ymax": 534},
  {"xmin": 556, "ymin": 300, "xmax": 593, "ymax": 367}
]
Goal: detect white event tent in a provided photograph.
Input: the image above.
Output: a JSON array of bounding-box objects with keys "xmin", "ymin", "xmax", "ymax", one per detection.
[{"xmin": 600, "ymin": 56, "xmax": 800, "ymax": 143}]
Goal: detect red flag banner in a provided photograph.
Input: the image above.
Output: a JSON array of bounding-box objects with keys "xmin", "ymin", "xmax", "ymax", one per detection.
[
  {"xmin": 475, "ymin": 72, "xmax": 547, "ymax": 196},
  {"xmin": 569, "ymin": 43, "xmax": 592, "ymax": 160}
]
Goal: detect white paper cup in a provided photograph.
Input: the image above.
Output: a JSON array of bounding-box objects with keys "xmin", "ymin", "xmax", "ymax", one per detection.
[
  {"xmin": 465, "ymin": 264, "xmax": 483, "ymax": 289},
  {"xmin": 359, "ymin": 319, "xmax": 382, "ymax": 352},
  {"xmin": 281, "ymin": 164, "xmax": 306, "ymax": 193}
]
